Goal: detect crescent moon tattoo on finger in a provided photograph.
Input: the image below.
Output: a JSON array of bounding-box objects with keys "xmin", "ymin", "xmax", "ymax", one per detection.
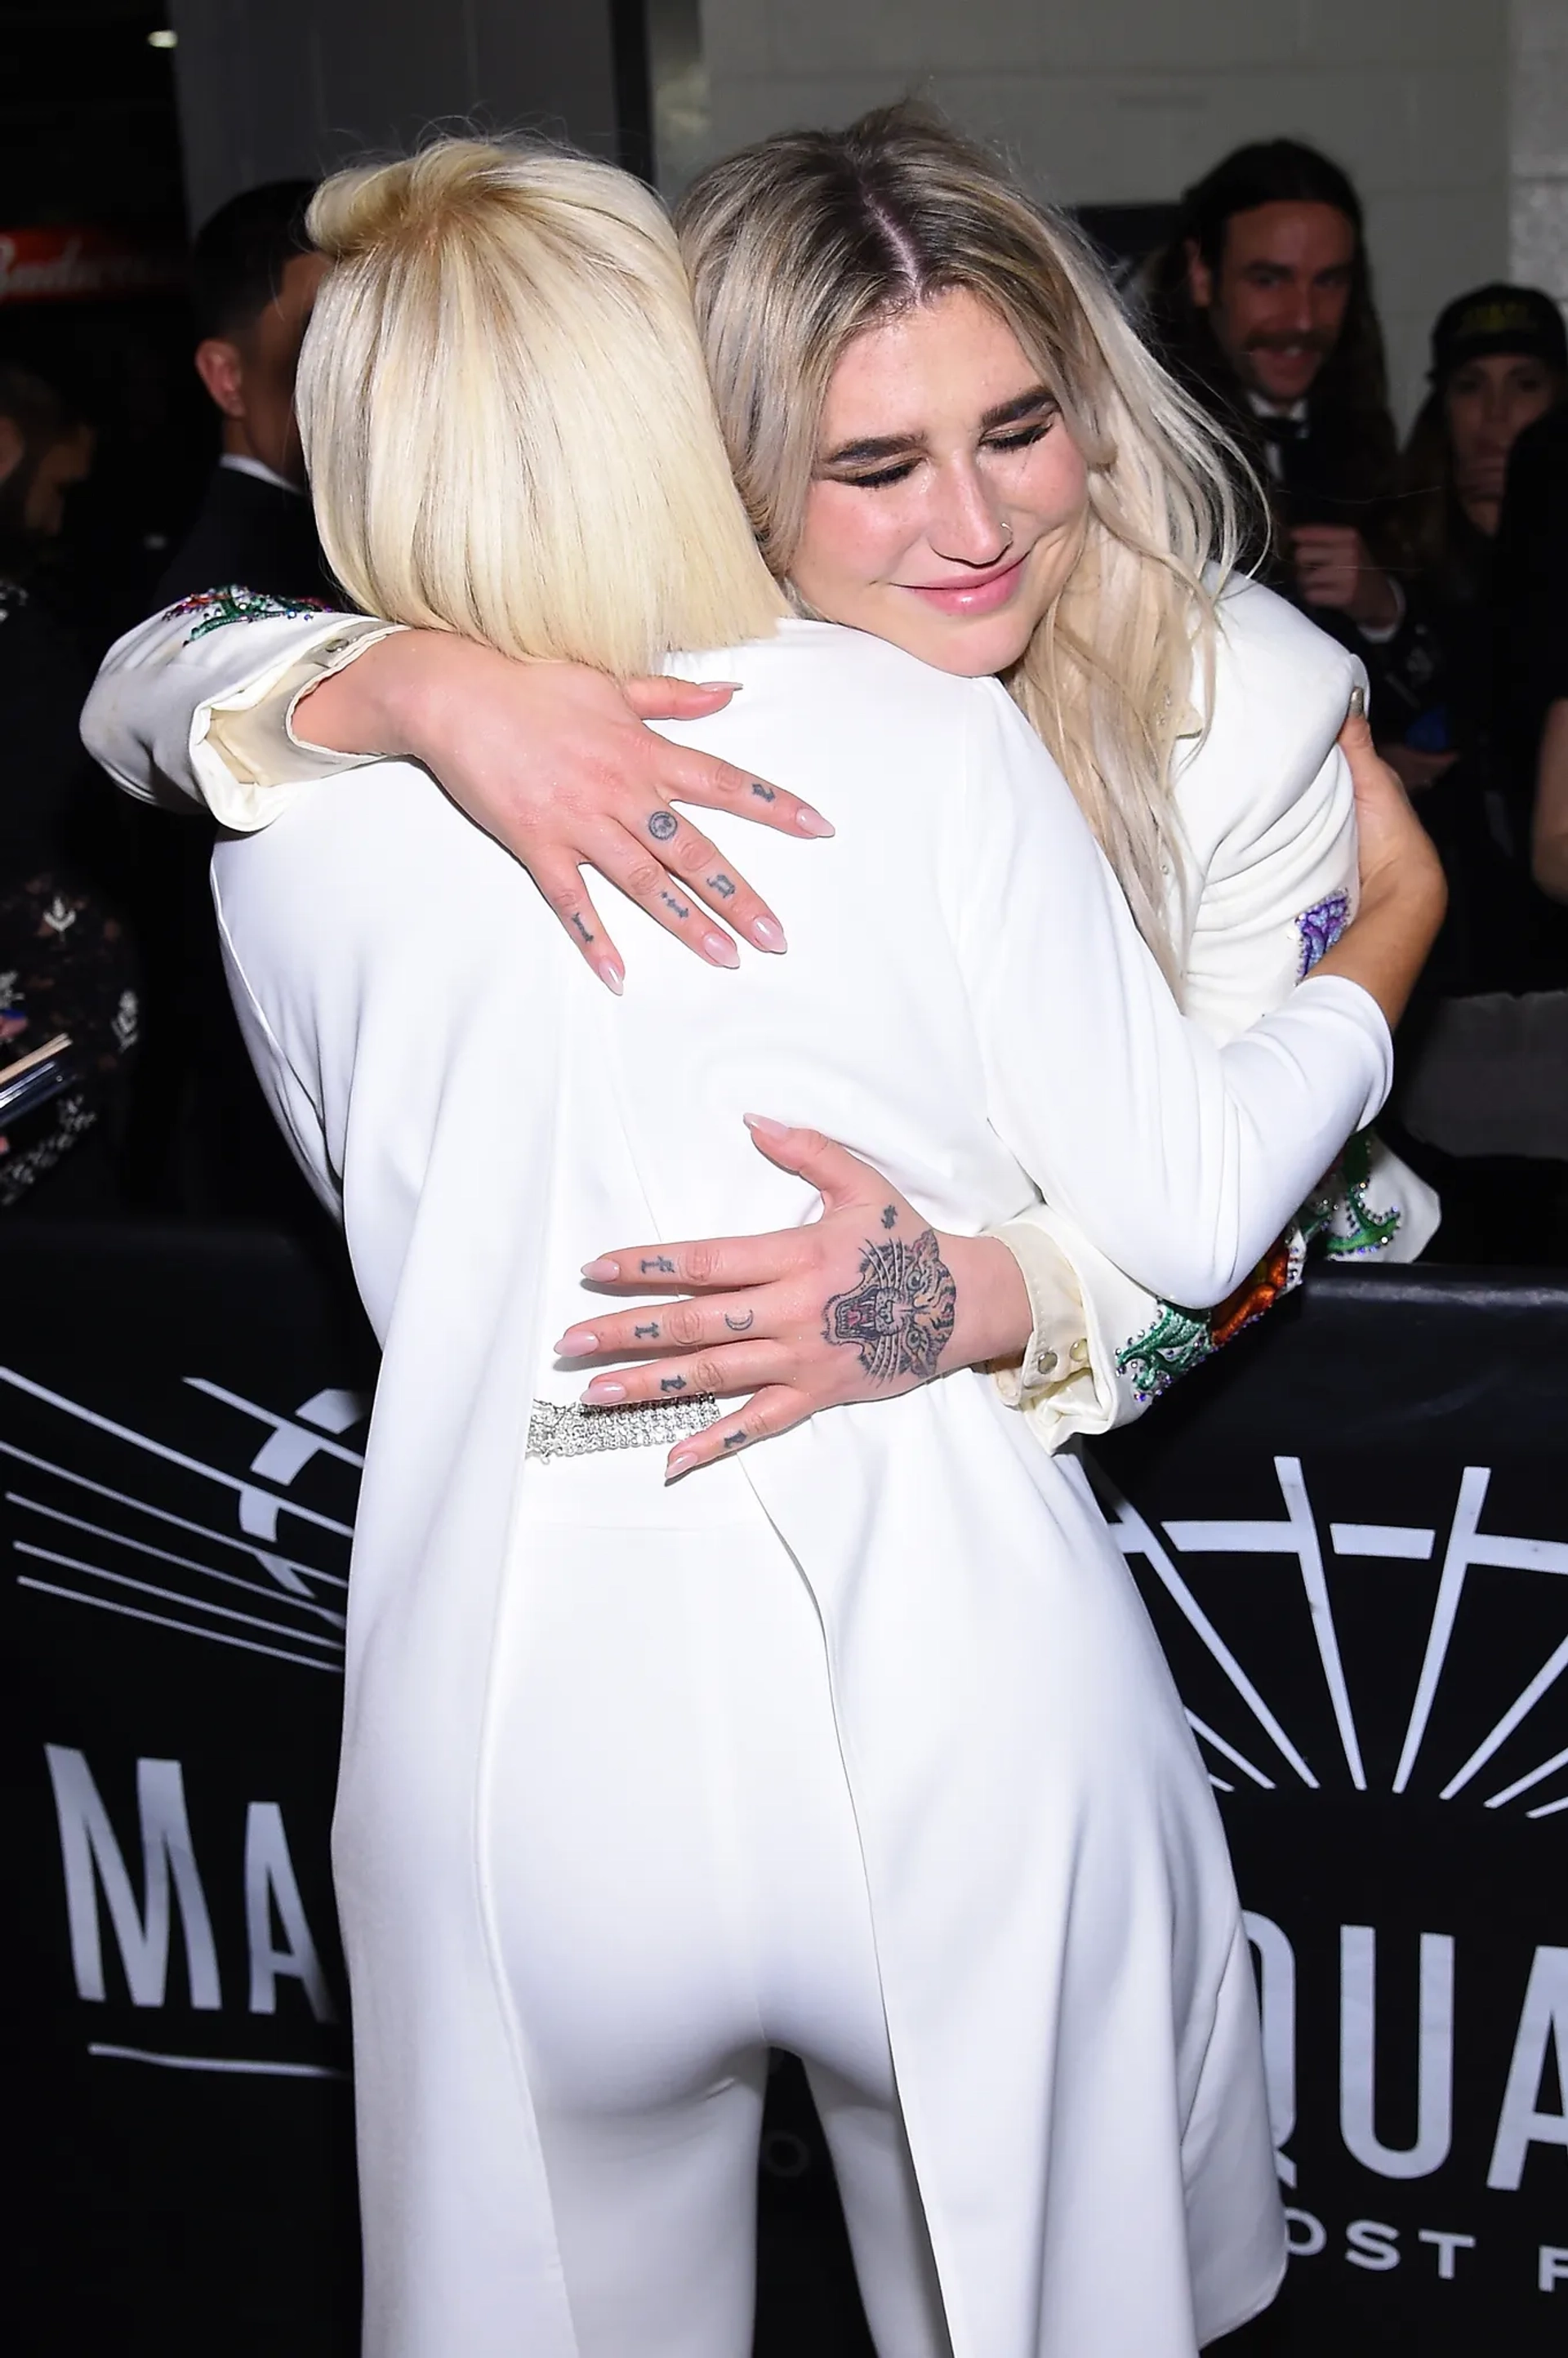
[{"xmin": 724, "ymin": 1310, "xmax": 755, "ymax": 1332}]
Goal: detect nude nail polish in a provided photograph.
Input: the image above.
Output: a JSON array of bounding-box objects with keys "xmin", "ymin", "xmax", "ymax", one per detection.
[
  {"xmin": 795, "ymin": 806, "xmax": 835, "ymax": 838},
  {"xmin": 704, "ymin": 932, "xmax": 741, "ymax": 969},
  {"xmin": 581, "ymin": 1258, "xmax": 620, "ymax": 1281},
  {"xmin": 751, "ymin": 915, "xmax": 787, "ymax": 953}
]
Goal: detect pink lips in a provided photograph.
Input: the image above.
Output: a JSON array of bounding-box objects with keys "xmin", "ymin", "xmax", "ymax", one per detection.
[{"xmin": 898, "ymin": 550, "xmax": 1028, "ymax": 617}]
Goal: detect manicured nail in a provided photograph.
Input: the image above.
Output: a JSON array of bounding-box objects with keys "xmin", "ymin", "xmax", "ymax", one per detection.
[
  {"xmin": 555, "ymin": 1329, "xmax": 597, "ymax": 1356},
  {"xmin": 597, "ymin": 956, "xmax": 624, "ymax": 996},
  {"xmin": 581, "ymin": 1258, "xmax": 620, "ymax": 1280},
  {"xmin": 666, "ymin": 1450, "xmax": 696, "ymax": 1482},
  {"xmin": 704, "ymin": 931, "xmax": 741, "ymax": 969},
  {"xmin": 585, "ymin": 1379, "xmax": 626, "ymax": 1404},
  {"xmin": 744, "ymin": 1112, "xmax": 791, "ymax": 1140},
  {"xmin": 1347, "ymin": 684, "xmax": 1366, "ymax": 719},
  {"xmin": 698, "ymin": 680, "xmax": 745, "ymax": 690},
  {"xmin": 750, "ymin": 915, "xmax": 787, "ymax": 953},
  {"xmin": 795, "ymin": 805, "xmax": 835, "ymax": 837}
]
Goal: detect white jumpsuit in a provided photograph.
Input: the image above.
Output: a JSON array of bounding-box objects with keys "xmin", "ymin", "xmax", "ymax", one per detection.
[{"xmin": 88, "ymin": 609, "xmax": 1396, "ymax": 2356}]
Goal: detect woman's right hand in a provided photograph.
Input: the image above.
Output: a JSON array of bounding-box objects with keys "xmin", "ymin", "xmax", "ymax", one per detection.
[
  {"xmin": 1315, "ymin": 707, "xmax": 1446, "ymax": 1028},
  {"xmin": 295, "ymin": 631, "xmax": 834, "ymax": 991}
]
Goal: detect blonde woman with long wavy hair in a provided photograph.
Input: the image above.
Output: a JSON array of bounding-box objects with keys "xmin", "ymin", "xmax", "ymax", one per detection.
[
  {"xmin": 85, "ymin": 131, "xmax": 1442, "ymax": 2356},
  {"xmin": 88, "ymin": 105, "xmax": 1434, "ymax": 1467}
]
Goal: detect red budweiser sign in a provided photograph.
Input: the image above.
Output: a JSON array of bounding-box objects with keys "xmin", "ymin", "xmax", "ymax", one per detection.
[{"xmin": 0, "ymin": 226, "xmax": 182, "ymax": 305}]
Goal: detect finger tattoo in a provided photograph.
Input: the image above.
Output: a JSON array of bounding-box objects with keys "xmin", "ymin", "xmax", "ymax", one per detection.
[
  {"xmin": 660, "ymin": 1375, "xmax": 688, "ymax": 1393},
  {"xmin": 750, "ymin": 782, "xmax": 776, "ymax": 803},
  {"xmin": 822, "ymin": 1226, "xmax": 956, "ymax": 1388},
  {"xmin": 640, "ymin": 1255, "xmax": 676, "ymax": 1274},
  {"xmin": 707, "ymin": 873, "xmax": 737, "ymax": 899},
  {"xmin": 660, "ymin": 890, "xmax": 691, "ymax": 920},
  {"xmin": 724, "ymin": 1310, "xmax": 755, "ymax": 1332},
  {"xmin": 634, "ymin": 1322, "xmax": 661, "ymax": 1340},
  {"xmin": 570, "ymin": 912, "xmax": 595, "ymax": 944},
  {"xmin": 648, "ymin": 809, "xmax": 679, "ymax": 841}
]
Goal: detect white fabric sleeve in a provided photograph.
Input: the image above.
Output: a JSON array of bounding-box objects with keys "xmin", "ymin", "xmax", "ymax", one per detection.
[
  {"xmin": 80, "ymin": 594, "xmax": 397, "ymax": 828},
  {"xmin": 953, "ymin": 680, "xmax": 1392, "ymax": 1318}
]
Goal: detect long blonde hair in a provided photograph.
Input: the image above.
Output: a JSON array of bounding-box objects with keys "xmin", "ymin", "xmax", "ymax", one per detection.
[
  {"xmin": 678, "ymin": 104, "xmax": 1251, "ymax": 982},
  {"xmin": 298, "ymin": 139, "xmax": 783, "ymax": 678}
]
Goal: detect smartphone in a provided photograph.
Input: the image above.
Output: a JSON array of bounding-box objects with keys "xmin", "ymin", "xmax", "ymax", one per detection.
[{"xmin": 0, "ymin": 1033, "xmax": 78, "ymax": 1127}]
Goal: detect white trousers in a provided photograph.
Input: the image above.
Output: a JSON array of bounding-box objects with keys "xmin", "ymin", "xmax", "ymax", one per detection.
[{"xmin": 489, "ymin": 1487, "xmax": 954, "ymax": 2358}]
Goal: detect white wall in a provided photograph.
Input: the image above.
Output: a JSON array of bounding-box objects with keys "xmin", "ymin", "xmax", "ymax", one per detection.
[
  {"xmin": 167, "ymin": 0, "xmax": 623, "ymax": 233},
  {"xmin": 1513, "ymin": 0, "xmax": 1568, "ymax": 315},
  {"xmin": 687, "ymin": 0, "xmax": 1518, "ymax": 425}
]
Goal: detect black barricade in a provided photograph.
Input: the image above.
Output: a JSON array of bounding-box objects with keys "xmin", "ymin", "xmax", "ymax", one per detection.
[
  {"xmin": 1094, "ymin": 1264, "xmax": 1568, "ymax": 2356},
  {"xmin": 6, "ymin": 1225, "xmax": 374, "ymax": 2356},
  {"xmin": 7, "ymin": 1232, "xmax": 1565, "ymax": 2353}
]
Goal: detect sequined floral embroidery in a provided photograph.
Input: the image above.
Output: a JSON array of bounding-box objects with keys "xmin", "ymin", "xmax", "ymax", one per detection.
[
  {"xmin": 165, "ymin": 586, "xmax": 331, "ymax": 644},
  {"xmin": 1295, "ymin": 889, "xmax": 1350, "ymax": 978},
  {"xmin": 1115, "ymin": 1301, "xmax": 1214, "ymax": 1404},
  {"xmin": 1115, "ymin": 1232, "xmax": 1307, "ymax": 1405},
  {"xmin": 1300, "ymin": 1127, "xmax": 1401, "ymax": 1257}
]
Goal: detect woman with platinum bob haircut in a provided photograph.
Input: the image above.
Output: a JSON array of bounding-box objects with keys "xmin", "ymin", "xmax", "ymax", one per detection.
[
  {"xmin": 88, "ymin": 106, "xmax": 1435, "ymax": 1469},
  {"xmin": 86, "ymin": 137, "xmax": 1443, "ymax": 2356}
]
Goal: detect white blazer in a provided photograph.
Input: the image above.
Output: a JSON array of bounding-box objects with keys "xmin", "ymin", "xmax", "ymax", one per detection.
[
  {"xmin": 81, "ymin": 574, "xmax": 1438, "ymax": 1456},
  {"xmin": 91, "ymin": 609, "xmax": 1394, "ymax": 2356}
]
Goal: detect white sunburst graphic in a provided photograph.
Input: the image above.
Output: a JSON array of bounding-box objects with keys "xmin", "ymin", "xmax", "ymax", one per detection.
[{"xmin": 1072, "ymin": 1455, "xmax": 1568, "ymax": 1822}]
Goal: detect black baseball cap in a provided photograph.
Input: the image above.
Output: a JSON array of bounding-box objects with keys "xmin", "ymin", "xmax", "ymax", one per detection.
[{"xmin": 1430, "ymin": 283, "xmax": 1567, "ymax": 381}]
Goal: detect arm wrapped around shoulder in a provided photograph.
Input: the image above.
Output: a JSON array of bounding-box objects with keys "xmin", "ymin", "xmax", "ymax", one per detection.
[{"xmin": 80, "ymin": 594, "xmax": 390, "ymax": 824}]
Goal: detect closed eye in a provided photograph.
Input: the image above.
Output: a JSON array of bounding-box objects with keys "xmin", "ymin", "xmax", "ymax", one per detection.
[
  {"xmin": 983, "ymin": 418, "xmax": 1054, "ymax": 457},
  {"xmin": 833, "ymin": 411, "xmax": 1057, "ymax": 492}
]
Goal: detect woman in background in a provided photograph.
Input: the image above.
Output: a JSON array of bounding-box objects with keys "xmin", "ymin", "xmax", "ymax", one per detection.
[{"xmin": 1377, "ymin": 288, "xmax": 1568, "ymax": 1254}]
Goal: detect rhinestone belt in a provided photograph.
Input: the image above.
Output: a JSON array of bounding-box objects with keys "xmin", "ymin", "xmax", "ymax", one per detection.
[{"xmin": 526, "ymin": 1393, "xmax": 722, "ymax": 1462}]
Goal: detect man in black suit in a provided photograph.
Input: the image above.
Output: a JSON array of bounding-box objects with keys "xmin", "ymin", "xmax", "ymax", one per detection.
[
  {"xmin": 1147, "ymin": 141, "xmax": 1405, "ymax": 647},
  {"xmin": 155, "ymin": 181, "xmax": 327, "ymax": 608},
  {"xmin": 136, "ymin": 183, "xmax": 333, "ymax": 1224}
]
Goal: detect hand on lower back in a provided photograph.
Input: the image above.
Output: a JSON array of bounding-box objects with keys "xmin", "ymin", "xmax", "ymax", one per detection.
[{"xmin": 551, "ymin": 1119, "xmax": 1031, "ymax": 1475}]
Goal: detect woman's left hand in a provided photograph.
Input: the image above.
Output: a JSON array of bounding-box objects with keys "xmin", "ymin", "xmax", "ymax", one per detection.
[{"xmin": 554, "ymin": 1117, "xmax": 1031, "ymax": 1478}]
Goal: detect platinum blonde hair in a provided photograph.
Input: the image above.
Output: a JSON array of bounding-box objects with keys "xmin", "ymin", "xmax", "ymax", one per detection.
[
  {"xmin": 298, "ymin": 138, "xmax": 784, "ymax": 678},
  {"xmin": 678, "ymin": 104, "xmax": 1254, "ymax": 983}
]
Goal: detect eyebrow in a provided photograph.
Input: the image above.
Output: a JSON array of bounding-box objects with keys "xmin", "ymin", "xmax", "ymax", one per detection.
[{"xmin": 820, "ymin": 383, "xmax": 1057, "ymax": 467}]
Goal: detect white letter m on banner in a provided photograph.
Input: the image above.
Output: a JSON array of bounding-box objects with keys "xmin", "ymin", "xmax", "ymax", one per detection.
[{"xmin": 44, "ymin": 1745, "xmax": 220, "ymax": 2009}]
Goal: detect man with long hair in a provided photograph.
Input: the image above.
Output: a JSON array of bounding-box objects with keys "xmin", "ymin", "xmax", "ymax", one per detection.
[{"xmin": 1147, "ymin": 140, "xmax": 1403, "ymax": 649}]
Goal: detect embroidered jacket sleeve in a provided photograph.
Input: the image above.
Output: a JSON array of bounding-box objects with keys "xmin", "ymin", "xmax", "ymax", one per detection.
[
  {"xmin": 955, "ymin": 679, "xmax": 1392, "ymax": 1316},
  {"xmin": 80, "ymin": 591, "xmax": 394, "ymax": 826},
  {"xmin": 988, "ymin": 619, "xmax": 1433, "ymax": 1451}
]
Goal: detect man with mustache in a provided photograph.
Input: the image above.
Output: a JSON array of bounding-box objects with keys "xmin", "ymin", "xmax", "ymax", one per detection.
[{"xmin": 1148, "ymin": 139, "xmax": 1403, "ymax": 646}]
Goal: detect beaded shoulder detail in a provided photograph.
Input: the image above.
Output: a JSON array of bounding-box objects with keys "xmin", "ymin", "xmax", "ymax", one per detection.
[{"xmin": 163, "ymin": 586, "xmax": 332, "ymax": 644}]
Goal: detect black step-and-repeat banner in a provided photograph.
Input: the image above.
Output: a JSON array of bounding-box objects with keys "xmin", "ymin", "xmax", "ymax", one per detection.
[
  {"xmin": 5, "ymin": 1232, "xmax": 1565, "ymax": 2354},
  {"xmin": 1093, "ymin": 1264, "xmax": 1568, "ymax": 2355}
]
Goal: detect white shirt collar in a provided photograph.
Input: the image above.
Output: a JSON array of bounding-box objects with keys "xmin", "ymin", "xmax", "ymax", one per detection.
[
  {"xmin": 220, "ymin": 452, "xmax": 304, "ymax": 497},
  {"xmin": 1245, "ymin": 390, "xmax": 1309, "ymax": 425}
]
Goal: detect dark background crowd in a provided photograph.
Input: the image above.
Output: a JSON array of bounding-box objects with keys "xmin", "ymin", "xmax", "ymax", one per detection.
[{"xmin": 5, "ymin": 100, "xmax": 1568, "ymax": 1264}]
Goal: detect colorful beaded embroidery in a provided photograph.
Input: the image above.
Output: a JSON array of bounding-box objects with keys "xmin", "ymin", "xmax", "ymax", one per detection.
[
  {"xmin": 1295, "ymin": 889, "xmax": 1350, "ymax": 978},
  {"xmin": 164, "ymin": 586, "xmax": 332, "ymax": 643},
  {"xmin": 1115, "ymin": 1300, "xmax": 1214, "ymax": 1404},
  {"xmin": 1115, "ymin": 1232, "xmax": 1306, "ymax": 1405},
  {"xmin": 1300, "ymin": 1127, "xmax": 1401, "ymax": 1258}
]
